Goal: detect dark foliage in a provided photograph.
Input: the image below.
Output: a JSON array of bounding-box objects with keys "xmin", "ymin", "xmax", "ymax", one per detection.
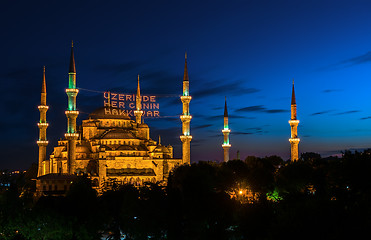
[{"xmin": 1, "ymin": 150, "xmax": 371, "ymax": 239}]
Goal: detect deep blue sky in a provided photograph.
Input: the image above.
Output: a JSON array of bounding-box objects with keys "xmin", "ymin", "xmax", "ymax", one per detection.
[{"xmin": 1, "ymin": 0, "xmax": 371, "ymax": 170}]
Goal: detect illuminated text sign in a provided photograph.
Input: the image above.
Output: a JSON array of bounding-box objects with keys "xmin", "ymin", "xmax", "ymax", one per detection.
[{"xmin": 103, "ymin": 92, "xmax": 160, "ymax": 117}]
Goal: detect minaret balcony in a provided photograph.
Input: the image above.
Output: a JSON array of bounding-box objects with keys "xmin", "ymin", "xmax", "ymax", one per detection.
[
  {"xmin": 289, "ymin": 120, "xmax": 299, "ymax": 124},
  {"xmin": 65, "ymin": 110, "xmax": 79, "ymax": 115},
  {"xmin": 134, "ymin": 110, "xmax": 143, "ymax": 115},
  {"xmin": 38, "ymin": 105, "xmax": 49, "ymax": 110},
  {"xmin": 289, "ymin": 138, "xmax": 300, "ymax": 143},
  {"xmin": 222, "ymin": 129, "xmax": 231, "ymax": 133},
  {"xmin": 222, "ymin": 144, "xmax": 231, "ymax": 148},
  {"xmin": 66, "ymin": 88, "xmax": 79, "ymax": 94},
  {"xmin": 180, "ymin": 115, "xmax": 192, "ymax": 121},
  {"xmin": 65, "ymin": 133, "xmax": 79, "ymax": 139},
  {"xmin": 37, "ymin": 122, "xmax": 49, "ymax": 127},
  {"xmin": 180, "ymin": 135, "xmax": 192, "ymax": 142},
  {"xmin": 181, "ymin": 96, "xmax": 192, "ymax": 102},
  {"xmin": 37, "ymin": 140, "xmax": 49, "ymax": 145}
]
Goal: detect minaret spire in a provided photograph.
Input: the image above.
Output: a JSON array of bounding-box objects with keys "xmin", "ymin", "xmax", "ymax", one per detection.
[
  {"xmin": 289, "ymin": 80, "xmax": 300, "ymax": 161},
  {"xmin": 41, "ymin": 66, "xmax": 46, "ymax": 94},
  {"xmin": 180, "ymin": 52, "xmax": 192, "ymax": 164},
  {"xmin": 65, "ymin": 42, "xmax": 79, "ymax": 174},
  {"xmin": 183, "ymin": 52, "xmax": 189, "ymax": 81},
  {"xmin": 134, "ymin": 74, "xmax": 143, "ymax": 124},
  {"xmin": 69, "ymin": 41, "xmax": 76, "ymax": 73},
  {"xmin": 37, "ymin": 66, "xmax": 49, "ymax": 177},
  {"xmin": 291, "ymin": 79, "xmax": 296, "ymax": 105},
  {"xmin": 222, "ymin": 97, "xmax": 231, "ymax": 162}
]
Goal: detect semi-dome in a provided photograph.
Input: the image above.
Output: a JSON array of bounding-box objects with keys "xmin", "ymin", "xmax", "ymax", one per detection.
[
  {"xmin": 154, "ymin": 145, "xmax": 170, "ymax": 153},
  {"xmin": 76, "ymin": 145, "xmax": 91, "ymax": 153},
  {"xmin": 89, "ymin": 106, "xmax": 131, "ymax": 120}
]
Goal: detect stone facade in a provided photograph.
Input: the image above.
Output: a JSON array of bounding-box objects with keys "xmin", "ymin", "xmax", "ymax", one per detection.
[
  {"xmin": 39, "ymin": 107, "xmax": 182, "ymax": 193},
  {"xmin": 36, "ymin": 44, "xmax": 184, "ymax": 196}
]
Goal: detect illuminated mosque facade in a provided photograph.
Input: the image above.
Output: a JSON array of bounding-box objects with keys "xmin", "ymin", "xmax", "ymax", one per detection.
[
  {"xmin": 36, "ymin": 43, "xmax": 300, "ymax": 195},
  {"xmin": 36, "ymin": 44, "xmax": 191, "ymax": 195}
]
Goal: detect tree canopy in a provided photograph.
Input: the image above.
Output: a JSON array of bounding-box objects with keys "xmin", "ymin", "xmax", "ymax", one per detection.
[{"xmin": 1, "ymin": 150, "xmax": 371, "ymax": 239}]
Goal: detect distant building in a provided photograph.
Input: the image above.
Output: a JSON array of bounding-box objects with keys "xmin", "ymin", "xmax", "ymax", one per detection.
[{"xmin": 36, "ymin": 44, "xmax": 191, "ymax": 196}]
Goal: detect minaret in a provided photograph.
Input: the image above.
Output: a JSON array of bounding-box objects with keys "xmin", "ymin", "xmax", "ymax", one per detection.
[
  {"xmin": 180, "ymin": 52, "xmax": 192, "ymax": 164},
  {"xmin": 289, "ymin": 80, "xmax": 300, "ymax": 161},
  {"xmin": 134, "ymin": 75, "xmax": 143, "ymax": 124},
  {"xmin": 222, "ymin": 97, "xmax": 231, "ymax": 162},
  {"xmin": 37, "ymin": 66, "xmax": 49, "ymax": 177},
  {"xmin": 65, "ymin": 41, "xmax": 79, "ymax": 174}
]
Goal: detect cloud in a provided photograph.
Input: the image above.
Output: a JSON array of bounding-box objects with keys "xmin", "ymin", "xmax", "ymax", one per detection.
[
  {"xmin": 235, "ymin": 105, "xmax": 288, "ymax": 114},
  {"xmin": 310, "ymin": 110, "xmax": 333, "ymax": 116},
  {"xmin": 341, "ymin": 51, "xmax": 371, "ymax": 65},
  {"xmin": 310, "ymin": 110, "xmax": 360, "ymax": 116},
  {"xmin": 333, "ymin": 110, "xmax": 360, "ymax": 116},
  {"xmin": 236, "ymin": 105, "xmax": 266, "ymax": 112},
  {"xmin": 317, "ymin": 51, "xmax": 371, "ymax": 71},
  {"xmin": 360, "ymin": 116, "xmax": 371, "ymax": 120},
  {"xmin": 193, "ymin": 124, "xmax": 213, "ymax": 129},
  {"xmin": 232, "ymin": 131, "xmax": 254, "ymax": 135},
  {"xmin": 265, "ymin": 109, "xmax": 289, "ymax": 113},
  {"xmin": 322, "ymin": 89, "xmax": 342, "ymax": 93},
  {"xmin": 192, "ymin": 80, "xmax": 260, "ymax": 99}
]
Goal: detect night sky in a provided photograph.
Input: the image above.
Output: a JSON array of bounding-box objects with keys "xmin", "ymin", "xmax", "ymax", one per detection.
[{"xmin": 2, "ymin": 0, "xmax": 371, "ymax": 170}]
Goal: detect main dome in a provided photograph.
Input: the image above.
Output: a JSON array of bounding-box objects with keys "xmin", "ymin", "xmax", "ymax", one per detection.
[{"xmin": 89, "ymin": 106, "xmax": 131, "ymax": 120}]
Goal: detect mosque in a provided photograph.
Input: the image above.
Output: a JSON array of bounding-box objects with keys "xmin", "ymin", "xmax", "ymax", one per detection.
[
  {"xmin": 36, "ymin": 43, "xmax": 300, "ymax": 196},
  {"xmin": 36, "ymin": 44, "xmax": 192, "ymax": 195}
]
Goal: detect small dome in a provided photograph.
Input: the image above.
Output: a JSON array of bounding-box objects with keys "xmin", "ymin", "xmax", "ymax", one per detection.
[
  {"xmin": 76, "ymin": 144, "xmax": 91, "ymax": 153},
  {"xmin": 154, "ymin": 145, "xmax": 170, "ymax": 153},
  {"xmin": 89, "ymin": 106, "xmax": 131, "ymax": 120},
  {"xmin": 101, "ymin": 129, "xmax": 136, "ymax": 139},
  {"xmin": 137, "ymin": 123, "xmax": 149, "ymax": 128}
]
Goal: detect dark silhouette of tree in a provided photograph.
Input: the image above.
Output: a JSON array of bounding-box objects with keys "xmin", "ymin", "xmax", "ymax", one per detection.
[{"xmin": 3, "ymin": 151, "xmax": 371, "ymax": 240}]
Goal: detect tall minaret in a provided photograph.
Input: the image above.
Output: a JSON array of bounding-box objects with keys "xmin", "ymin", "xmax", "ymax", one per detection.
[
  {"xmin": 222, "ymin": 97, "xmax": 231, "ymax": 162},
  {"xmin": 65, "ymin": 41, "xmax": 79, "ymax": 174},
  {"xmin": 180, "ymin": 52, "xmax": 192, "ymax": 164},
  {"xmin": 37, "ymin": 66, "xmax": 49, "ymax": 177},
  {"xmin": 289, "ymin": 80, "xmax": 300, "ymax": 161},
  {"xmin": 134, "ymin": 75, "xmax": 143, "ymax": 124}
]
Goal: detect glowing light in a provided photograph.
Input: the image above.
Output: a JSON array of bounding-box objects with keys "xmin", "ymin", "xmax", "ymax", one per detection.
[
  {"xmin": 65, "ymin": 88, "xmax": 79, "ymax": 93},
  {"xmin": 134, "ymin": 110, "xmax": 143, "ymax": 114},
  {"xmin": 38, "ymin": 105, "xmax": 49, "ymax": 110},
  {"xmin": 37, "ymin": 123, "xmax": 49, "ymax": 127},
  {"xmin": 180, "ymin": 135, "xmax": 192, "ymax": 140},
  {"xmin": 68, "ymin": 74, "xmax": 76, "ymax": 89},
  {"xmin": 239, "ymin": 190, "xmax": 243, "ymax": 195},
  {"xmin": 37, "ymin": 140, "xmax": 49, "ymax": 144},
  {"xmin": 180, "ymin": 115, "xmax": 192, "ymax": 120},
  {"xmin": 266, "ymin": 189, "xmax": 283, "ymax": 202},
  {"xmin": 65, "ymin": 110, "xmax": 79, "ymax": 115},
  {"xmin": 180, "ymin": 96, "xmax": 192, "ymax": 101},
  {"xmin": 222, "ymin": 129, "xmax": 230, "ymax": 133},
  {"xmin": 289, "ymin": 120, "xmax": 300, "ymax": 124},
  {"xmin": 222, "ymin": 144, "xmax": 231, "ymax": 147},
  {"xmin": 289, "ymin": 138, "xmax": 300, "ymax": 142},
  {"xmin": 65, "ymin": 133, "xmax": 79, "ymax": 138}
]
